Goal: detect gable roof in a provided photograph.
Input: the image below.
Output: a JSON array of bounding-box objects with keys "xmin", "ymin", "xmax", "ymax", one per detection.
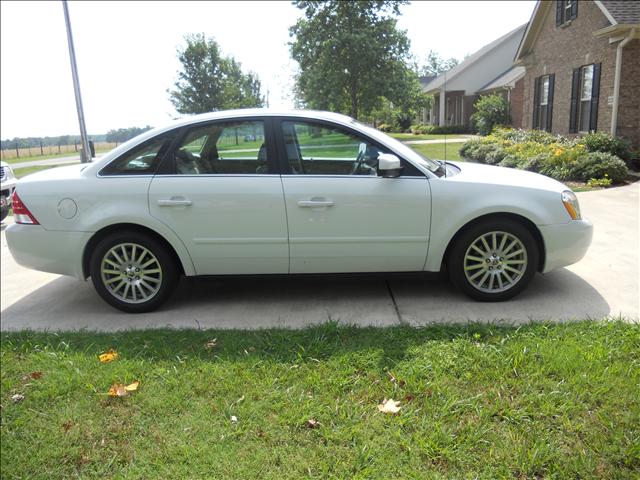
[
  {"xmin": 515, "ymin": 0, "xmax": 640, "ymax": 62},
  {"xmin": 478, "ymin": 66, "xmax": 526, "ymax": 93},
  {"xmin": 595, "ymin": 1, "xmax": 640, "ymax": 25},
  {"xmin": 422, "ymin": 23, "xmax": 527, "ymax": 95}
]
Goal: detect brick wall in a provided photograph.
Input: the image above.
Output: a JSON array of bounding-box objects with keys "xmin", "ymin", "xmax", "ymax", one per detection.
[
  {"xmin": 510, "ymin": 78, "xmax": 524, "ymax": 128},
  {"xmin": 520, "ymin": 1, "xmax": 616, "ymax": 137},
  {"xmin": 618, "ymin": 39, "xmax": 640, "ymax": 148}
]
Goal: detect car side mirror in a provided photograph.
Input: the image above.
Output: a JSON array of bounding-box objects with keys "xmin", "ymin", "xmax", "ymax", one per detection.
[{"xmin": 377, "ymin": 153, "xmax": 402, "ymax": 178}]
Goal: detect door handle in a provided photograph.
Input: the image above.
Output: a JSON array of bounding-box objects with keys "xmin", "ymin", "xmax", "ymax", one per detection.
[
  {"xmin": 297, "ymin": 200, "xmax": 334, "ymax": 208},
  {"xmin": 157, "ymin": 198, "xmax": 193, "ymax": 207}
]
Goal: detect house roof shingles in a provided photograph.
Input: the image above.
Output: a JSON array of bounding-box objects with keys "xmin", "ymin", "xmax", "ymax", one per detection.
[{"xmin": 598, "ymin": 0, "xmax": 640, "ymax": 25}]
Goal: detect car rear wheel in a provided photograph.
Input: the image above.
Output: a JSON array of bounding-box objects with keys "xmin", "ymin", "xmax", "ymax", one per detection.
[
  {"xmin": 90, "ymin": 231, "xmax": 178, "ymax": 313},
  {"xmin": 449, "ymin": 220, "xmax": 539, "ymax": 301}
]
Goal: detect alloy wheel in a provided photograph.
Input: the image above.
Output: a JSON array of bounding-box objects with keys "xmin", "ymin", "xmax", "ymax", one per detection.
[
  {"xmin": 100, "ymin": 242, "xmax": 163, "ymax": 304},
  {"xmin": 463, "ymin": 231, "xmax": 528, "ymax": 293}
]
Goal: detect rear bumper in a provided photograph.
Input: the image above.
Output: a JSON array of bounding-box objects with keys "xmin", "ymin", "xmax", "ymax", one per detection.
[
  {"xmin": 539, "ymin": 219, "xmax": 593, "ymax": 273},
  {"xmin": 6, "ymin": 224, "xmax": 92, "ymax": 279}
]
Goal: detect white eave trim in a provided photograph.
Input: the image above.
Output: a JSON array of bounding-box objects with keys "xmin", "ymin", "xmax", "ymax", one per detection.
[
  {"xmin": 593, "ymin": 1, "xmax": 619, "ymax": 26},
  {"xmin": 514, "ymin": 1, "xmax": 543, "ymax": 62}
]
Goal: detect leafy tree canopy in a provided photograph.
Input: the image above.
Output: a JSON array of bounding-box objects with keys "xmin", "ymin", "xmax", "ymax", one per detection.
[
  {"xmin": 289, "ymin": 0, "xmax": 417, "ymax": 120},
  {"xmin": 168, "ymin": 33, "xmax": 264, "ymax": 114},
  {"xmin": 416, "ymin": 50, "xmax": 459, "ymax": 77}
]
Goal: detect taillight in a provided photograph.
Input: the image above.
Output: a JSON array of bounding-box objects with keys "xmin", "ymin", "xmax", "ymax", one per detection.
[{"xmin": 11, "ymin": 191, "xmax": 39, "ymax": 225}]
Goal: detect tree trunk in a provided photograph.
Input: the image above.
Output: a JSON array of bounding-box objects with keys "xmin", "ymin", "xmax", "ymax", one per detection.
[{"xmin": 350, "ymin": 81, "xmax": 358, "ymax": 119}]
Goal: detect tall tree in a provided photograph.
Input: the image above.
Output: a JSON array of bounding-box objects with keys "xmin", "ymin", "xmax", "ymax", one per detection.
[
  {"xmin": 417, "ymin": 50, "xmax": 459, "ymax": 77},
  {"xmin": 289, "ymin": 0, "xmax": 413, "ymax": 119},
  {"xmin": 168, "ymin": 33, "xmax": 264, "ymax": 114}
]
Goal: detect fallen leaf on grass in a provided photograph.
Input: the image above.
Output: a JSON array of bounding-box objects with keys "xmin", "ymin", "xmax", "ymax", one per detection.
[
  {"xmin": 205, "ymin": 339, "xmax": 218, "ymax": 350},
  {"xmin": 99, "ymin": 349, "xmax": 119, "ymax": 363},
  {"xmin": 11, "ymin": 394, "xmax": 25, "ymax": 403},
  {"xmin": 62, "ymin": 420, "xmax": 74, "ymax": 432},
  {"xmin": 107, "ymin": 380, "xmax": 140, "ymax": 397},
  {"xmin": 387, "ymin": 372, "xmax": 406, "ymax": 387},
  {"xmin": 22, "ymin": 371, "xmax": 43, "ymax": 381},
  {"xmin": 305, "ymin": 419, "xmax": 321, "ymax": 429},
  {"xmin": 377, "ymin": 398, "xmax": 401, "ymax": 414}
]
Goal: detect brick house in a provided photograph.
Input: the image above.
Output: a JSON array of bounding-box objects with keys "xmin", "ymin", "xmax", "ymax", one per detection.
[
  {"xmin": 421, "ymin": 24, "xmax": 527, "ymax": 129},
  {"xmin": 515, "ymin": 0, "xmax": 640, "ymax": 147}
]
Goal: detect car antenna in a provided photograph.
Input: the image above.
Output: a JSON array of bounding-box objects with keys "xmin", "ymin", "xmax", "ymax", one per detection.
[{"xmin": 443, "ymin": 69, "xmax": 447, "ymax": 178}]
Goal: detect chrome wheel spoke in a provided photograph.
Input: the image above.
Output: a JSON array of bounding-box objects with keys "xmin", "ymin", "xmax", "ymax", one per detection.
[
  {"xmin": 464, "ymin": 231, "xmax": 527, "ymax": 294},
  {"xmin": 100, "ymin": 242, "xmax": 162, "ymax": 304}
]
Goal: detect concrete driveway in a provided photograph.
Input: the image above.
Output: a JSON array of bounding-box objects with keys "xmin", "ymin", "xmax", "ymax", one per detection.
[{"xmin": 1, "ymin": 184, "xmax": 638, "ymax": 331}]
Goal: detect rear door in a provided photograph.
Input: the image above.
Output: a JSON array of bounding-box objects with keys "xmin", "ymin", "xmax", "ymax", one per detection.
[
  {"xmin": 275, "ymin": 118, "xmax": 431, "ymax": 274},
  {"xmin": 148, "ymin": 117, "xmax": 289, "ymax": 275}
]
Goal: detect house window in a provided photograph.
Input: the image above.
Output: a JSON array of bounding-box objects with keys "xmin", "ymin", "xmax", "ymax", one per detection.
[
  {"xmin": 579, "ymin": 65, "xmax": 594, "ymax": 132},
  {"xmin": 532, "ymin": 74, "xmax": 554, "ymax": 132},
  {"xmin": 570, "ymin": 64, "xmax": 601, "ymax": 133},
  {"xmin": 556, "ymin": 0, "xmax": 578, "ymax": 26}
]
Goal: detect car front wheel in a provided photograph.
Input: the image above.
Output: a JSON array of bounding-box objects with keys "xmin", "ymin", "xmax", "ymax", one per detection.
[
  {"xmin": 90, "ymin": 231, "xmax": 178, "ymax": 313},
  {"xmin": 449, "ymin": 220, "xmax": 539, "ymax": 301}
]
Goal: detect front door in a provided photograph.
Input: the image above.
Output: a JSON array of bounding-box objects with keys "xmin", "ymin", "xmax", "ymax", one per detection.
[
  {"xmin": 276, "ymin": 119, "xmax": 431, "ymax": 273},
  {"xmin": 148, "ymin": 118, "xmax": 289, "ymax": 275}
]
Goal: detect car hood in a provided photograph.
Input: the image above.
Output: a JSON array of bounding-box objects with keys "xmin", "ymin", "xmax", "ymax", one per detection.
[{"xmin": 445, "ymin": 161, "xmax": 568, "ymax": 193}]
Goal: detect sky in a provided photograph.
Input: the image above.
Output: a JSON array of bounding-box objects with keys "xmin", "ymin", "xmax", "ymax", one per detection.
[{"xmin": 0, "ymin": 0, "xmax": 535, "ymax": 139}]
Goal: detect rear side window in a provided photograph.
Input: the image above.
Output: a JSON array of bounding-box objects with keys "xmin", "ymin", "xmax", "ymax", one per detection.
[
  {"xmin": 100, "ymin": 133, "xmax": 175, "ymax": 176},
  {"xmin": 168, "ymin": 120, "xmax": 269, "ymax": 175}
]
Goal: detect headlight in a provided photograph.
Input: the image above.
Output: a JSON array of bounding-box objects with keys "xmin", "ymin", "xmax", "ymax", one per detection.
[{"xmin": 561, "ymin": 190, "xmax": 581, "ymax": 220}]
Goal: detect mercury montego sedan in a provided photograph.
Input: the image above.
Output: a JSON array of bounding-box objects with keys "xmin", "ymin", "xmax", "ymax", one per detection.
[{"xmin": 6, "ymin": 109, "xmax": 592, "ymax": 312}]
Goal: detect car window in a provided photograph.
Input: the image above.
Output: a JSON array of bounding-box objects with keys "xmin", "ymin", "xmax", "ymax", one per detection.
[
  {"xmin": 281, "ymin": 121, "xmax": 387, "ymax": 176},
  {"xmin": 100, "ymin": 133, "xmax": 174, "ymax": 176},
  {"xmin": 171, "ymin": 120, "xmax": 269, "ymax": 175}
]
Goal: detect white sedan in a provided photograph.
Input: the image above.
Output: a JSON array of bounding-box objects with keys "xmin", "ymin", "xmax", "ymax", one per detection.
[{"xmin": 6, "ymin": 110, "xmax": 593, "ymax": 313}]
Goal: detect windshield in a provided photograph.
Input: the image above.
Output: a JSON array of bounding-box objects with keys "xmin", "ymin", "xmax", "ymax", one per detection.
[{"xmin": 352, "ymin": 120, "xmax": 445, "ymax": 177}]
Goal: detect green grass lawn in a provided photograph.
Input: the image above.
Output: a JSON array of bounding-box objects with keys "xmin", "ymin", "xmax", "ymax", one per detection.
[
  {"xmin": 1, "ymin": 321, "xmax": 638, "ymax": 479},
  {"xmin": 409, "ymin": 142, "xmax": 463, "ymax": 161},
  {"xmin": 2, "ymin": 147, "xmax": 113, "ymax": 165},
  {"xmin": 13, "ymin": 165, "xmax": 61, "ymax": 179}
]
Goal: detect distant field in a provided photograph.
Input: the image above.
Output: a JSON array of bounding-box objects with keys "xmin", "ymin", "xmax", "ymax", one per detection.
[{"xmin": 1, "ymin": 142, "xmax": 117, "ymax": 163}]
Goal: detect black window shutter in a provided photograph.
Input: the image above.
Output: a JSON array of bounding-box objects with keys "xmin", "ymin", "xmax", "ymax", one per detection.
[
  {"xmin": 589, "ymin": 63, "xmax": 601, "ymax": 131},
  {"xmin": 556, "ymin": 0, "xmax": 564, "ymax": 26},
  {"xmin": 569, "ymin": 68, "xmax": 581, "ymax": 133},
  {"xmin": 532, "ymin": 76, "xmax": 541, "ymax": 129},
  {"xmin": 570, "ymin": 0, "xmax": 578, "ymax": 20},
  {"xmin": 546, "ymin": 74, "xmax": 555, "ymax": 132}
]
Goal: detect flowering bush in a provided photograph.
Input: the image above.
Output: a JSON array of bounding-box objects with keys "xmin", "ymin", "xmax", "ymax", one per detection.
[{"xmin": 459, "ymin": 128, "xmax": 629, "ymax": 184}]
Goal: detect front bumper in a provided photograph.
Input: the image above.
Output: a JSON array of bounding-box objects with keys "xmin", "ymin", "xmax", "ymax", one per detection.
[
  {"xmin": 539, "ymin": 219, "xmax": 593, "ymax": 273},
  {"xmin": 6, "ymin": 224, "xmax": 92, "ymax": 279}
]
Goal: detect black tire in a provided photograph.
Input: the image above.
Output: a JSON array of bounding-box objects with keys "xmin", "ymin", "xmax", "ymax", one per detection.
[
  {"xmin": 90, "ymin": 231, "xmax": 178, "ymax": 313},
  {"xmin": 0, "ymin": 206, "xmax": 8, "ymax": 223},
  {"xmin": 448, "ymin": 219, "xmax": 539, "ymax": 301}
]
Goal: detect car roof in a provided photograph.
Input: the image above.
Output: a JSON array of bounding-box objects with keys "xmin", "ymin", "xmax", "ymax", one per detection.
[{"xmin": 163, "ymin": 108, "xmax": 357, "ymax": 129}]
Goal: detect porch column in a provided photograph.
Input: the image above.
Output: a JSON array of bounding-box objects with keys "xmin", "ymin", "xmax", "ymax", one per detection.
[{"xmin": 439, "ymin": 86, "xmax": 446, "ymax": 126}]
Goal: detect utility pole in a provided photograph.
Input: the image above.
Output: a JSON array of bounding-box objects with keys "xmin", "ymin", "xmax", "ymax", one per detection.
[{"xmin": 62, "ymin": 0, "xmax": 91, "ymax": 163}]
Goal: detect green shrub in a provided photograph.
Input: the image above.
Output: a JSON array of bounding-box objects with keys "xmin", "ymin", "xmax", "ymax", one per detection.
[
  {"xmin": 471, "ymin": 94, "xmax": 510, "ymax": 136},
  {"xmin": 408, "ymin": 124, "xmax": 469, "ymax": 135},
  {"xmin": 393, "ymin": 111, "xmax": 414, "ymax": 132},
  {"xmin": 580, "ymin": 132, "xmax": 632, "ymax": 164},
  {"xmin": 485, "ymin": 148, "xmax": 508, "ymax": 165},
  {"xmin": 459, "ymin": 139, "xmax": 481, "ymax": 159},
  {"xmin": 459, "ymin": 128, "xmax": 630, "ymax": 183},
  {"xmin": 586, "ymin": 176, "xmax": 613, "ymax": 188},
  {"xmin": 498, "ymin": 155, "xmax": 522, "ymax": 168},
  {"xmin": 570, "ymin": 152, "xmax": 629, "ymax": 183}
]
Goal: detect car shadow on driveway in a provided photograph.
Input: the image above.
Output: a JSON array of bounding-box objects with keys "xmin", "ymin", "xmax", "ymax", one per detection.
[{"xmin": 0, "ymin": 268, "xmax": 610, "ymax": 332}]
